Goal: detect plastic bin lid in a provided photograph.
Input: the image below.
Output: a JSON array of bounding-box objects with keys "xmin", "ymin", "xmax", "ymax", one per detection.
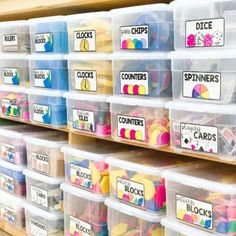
[
  {"xmin": 0, "ymin": 159, "xmax": 25, "ymax": 172},
  {"xmin": 111, "ymin": 52, "xmax": 168, "ymax": 60},
  {"xmin": 163, "ymin": 162, "xmax": 236, "ymax": 194},
  {"xmin": 0, "ymin": 85, "xmax": 26, "ymax": 93},
  {"xmin": 108, "ymin": 96, "xmax": 169, "ymax": 108},
  {"xmin": 0, "ymin": 189, "xmax": 25, "ymax": 207},
  {"xmin": 166, "ymin": 101, "xmax": 236, "ymax": 115},
  {"xmin": 66, "ymin": 11, "xmax": 110, "ymax": 21},
  {"xmin": 23, "ymin": 201, "xmax": 64, "ymax": 221},
  {"xmin": 105, "ymin": 198, "xmax": 164, "ymax": 222},
  {"xmin": 26, "ymin": 88, "xmax": 64, "ymax": 97},
  {"xmin": 171, "ymin": 0, "xmax": 224, "ymax": 7},
  {"xmin": 65, "ymin": 53, "xmax": 110, "ymax": 60},
  {"xmin": 0, "ymin": 54, "xmax": 29, "ymax": 60},
  {"xmin": 61, "ymin": 183, "xmax": 106, "ymax": 203},
  {"xmin": 0, "ymin": 20, "xmax": 28, "ymax": 27},
  {"xmin": 161, "ymin": 218, "xmax": 213, "ymax": 236},
  {"xmin": 23, "ymin": 169, "xmax": 64, "ymax": 185},
  {"xmin": 28, "ymin": 15, "xmax": 66, "ymax": 24},
  {"xmin": 28, "ymin": 54, "xmax": 65, "ymax": 60},
  {"xmin": 63, "ymin": 92, "xmax": 109, "ymax": 103}
]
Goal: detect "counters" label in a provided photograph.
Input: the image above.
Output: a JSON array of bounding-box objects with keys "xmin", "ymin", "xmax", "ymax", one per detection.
[
  {"xmin": 74, "ymin": 30, "xmax": 96, "ymax": 52},
  {"xmin": 75, "ymin": 70, "xmax": 97, "ymax": 92}
]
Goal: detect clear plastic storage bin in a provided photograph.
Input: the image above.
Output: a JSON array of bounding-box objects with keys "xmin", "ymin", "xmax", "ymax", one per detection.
[
  {"xmin": 27, "ymin": 88, "xmax": 67, "ymax": 127},
  {"xmin": 0, "ymin": 54, "xmax": 29, "ymax": 87},
  {"xmin": 170, "ymin": 50, "xmax": 236, "ymax": 104},
  {"xmin": 67, "ymin": 53, "xmax": 112, "ymax": 95},
  {"xmin": 111, "ymin": 4, "xmax": 173, "ymax": 52},
  {"xmin": 0, "ymin": 189, "xmax": 25, "ymax": 229},
  {"xmin": 25, "ymin": 132, "xmax": 68, "ymax": 177},
  {"xmin": 0, "ymin": 20, "xmax": 30, "ymax": 53},
  {"xmin": 105, "ymin": 198, "xmax": 164, "ymax": 236},
  {"xmin": 112, "ymin": 53, "xmax": 172, "ymax": 98},
  {"xmin": 0, "ymin": 125, "xmax": 46, "ymax": 165},
  {"xmin": 67, "ymin": 12, "xmax": 112, "ymax": 53},
  {"xmin": 64, "ymin": 93, "xmax": 111, "ymax": 137},
  {"xmin": 0, "ymin": 160, "xmax": 26, "ymax": 197},
  {"xmin": 29, "ymin": 54, "xmax": 68, "ymax": 90},
  {"xmin": 163, "ymin": 162, "xmax": 236, "ymax": 235},
  {"xmin": 24, "ymin": 169, "xmax": 63, "ymax": 213},
  {"xmin": 24, "ymin": 202, "xmax": 64, "ymax": 236},
  {"xmin": 0, "ymin": 85, "xmax": 29, "ymax": 121},
  {"xmin": 167, "ymin": 101, "xmax": 236, "ymax": 161},
  {"xmin": 172, "ymin": 0, "xmax": 236, "ymax": 50},
  {"xmin": 109, "ymin": 96, "xmax": 170, "ymax": 147},
  {"xmin": 29, "ymin": 16, "xmax": 68, "ymax": 53}
]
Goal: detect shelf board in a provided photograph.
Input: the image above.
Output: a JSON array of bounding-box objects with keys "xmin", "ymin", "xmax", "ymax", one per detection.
[
  {"xmin": 0, "ymin": 0, "xmax": 171, "ymax": 21},
  {"xmin": 0, "ymin": 221, "xmax": 26, "ymax": 236}
]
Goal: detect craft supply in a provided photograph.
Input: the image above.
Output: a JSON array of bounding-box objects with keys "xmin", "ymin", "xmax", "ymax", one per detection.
[
  {"xmin": 24, "ymin": 169, "xmax": 64, "ymax": 213},
  {"xmin": 67, "ymin": 12, "xmax": 112, "ymax": 53},
  {"xmin": 66, "ymin": 53, "xmax": 112, "ymax": 95},
  {"xmin": 64, "ymin": 93, "xmax": 111, "ymax": 137},
  {"xmin": 25, "ymin": 132, "xmax": 68, "ymax": 177},
  {"xmin": 29, "ymin": 54, "xmax": 68, "ymax": 90},
  {"xmin": 29, "ymin": 16, "xmax": 68, "ymax": 53},
  {"xmin": 61, "ymin": 183, "xmax": 108, "ymax": 236}
]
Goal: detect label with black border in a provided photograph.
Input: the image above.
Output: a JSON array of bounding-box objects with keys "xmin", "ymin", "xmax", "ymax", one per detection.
[
  {"xmin": 3, "ymin": 34, "xmax": 18, "ymax": 46},
  {"xmin": 30, "ymin": 218, "xmax": 47, "ymax": 236},
  {"xmin": 75, "ymin": 70, "xmax": 97, "ymax": 92},
  {"xmin": 69, "ymin": 216, "xmax": 91, "ymax": 236},
  {"xmin": 35, "ymin": 33, "xmax": 53, "ymax": 52},
  {"xmin": 74, "ymin": 30, "xmax": 96, "ymax": 52},
  {"xmin": 32, "ymin": 152, "xmax": 49, "ymax": 174}
]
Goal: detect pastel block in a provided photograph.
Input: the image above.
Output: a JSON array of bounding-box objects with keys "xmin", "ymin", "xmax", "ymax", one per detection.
[
  {"xmin": 110, "ymin": 169, "xmax": 127, "ymax": 189},
  {"xmin": 99, "ymin": 176, "xmax": 109, "ymax": 193},
  {"xmin": 90, "ymin": 163, "xmax": 101, "ymax": 185}
]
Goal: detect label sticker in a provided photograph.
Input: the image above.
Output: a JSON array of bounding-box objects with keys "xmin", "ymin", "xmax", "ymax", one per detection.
[
  {"xmin": 120, "ymin": 25, "xmax": 149, "ymax": 50},
  {"xmin": 1, "ymin": 143, "xmax": 16, "ymax": 163},
  {"xmin": 70, "ymin": 164, "xmax": 92, "ymax": 189},
  {"xmin": 35, "ymin": 33, "xmax": 53, "ymax": 52},
  {"xmin": 2, "ymin": 98, "xmax": 18, "ymax": 117},
  {"xmin": 31, "ymin": 186, "xmax": 48, "ymax": 209},
  {"xmin": 183, "ymin": 72, "xmax": 221, "ymax": 100},
  {"xmin": 120, "ymin": 72, "xmax": 149, "ymax": 95},
  {"xmin": 30, "ymin": 218, "xmax": 47, "ymax": 236},
  {"xmin": 3, "ymin": 34, "xmax": 18, "ymax": 46},
  {"xmin": 4, "ymin": 68, "xmax": 20, "ymax": 85},
  {"xmin": 116, "ymin": 177, "xmax": 144, "ymax": 207},
  {"xmin": 176, "ymin": 194, "xmax": 213, "ymax": 230},
  {"xmin": 1, "ymin": 205, "xmax": 15, "ymax": 224},
  {"xmin": 33, "ymin": 104, "xmax": 51, "ymax": 124},
  {"xmin": 34, "ymin": 69, "xmax": 52, "ymax": 88},
  {"xmin": 32, "ymin": 152, "xmax": 49, "ymax": 174},
  {"xmin": 70, "ymin": 216, "xmax": 91, "ymax": 236},
  {"xmin": 73, "ymin": 109, "xmax": 95, "ymax": 132},
  {"xmin": 75, "ymin": 70, "xmax": 97, "ymax": 92},
  {"xmin": 117, "ymin": 115, "xmax": 146, "ymax": 141},
  {"xmin": 185, "ymin": 18, "xmax": 225, "ymax": 48},
  {"xmin": 74, "ymin": 30, "xmax": 96, "ymax": 52},
  {"xmin": 180, "ymin": 123, "xmax": 218, "ymax": 154},
  {"xmin": 0, "ymin": 174, "xmax": 14, "ymax": 193}
]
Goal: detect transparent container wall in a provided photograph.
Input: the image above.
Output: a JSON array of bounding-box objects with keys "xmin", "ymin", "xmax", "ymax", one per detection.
[
  {"xmin": 169, "ymin": 108, "xmax": 236, "ymax": 161},
  {"xmin": 66, "ymin": 98, "xmax": 111, "ymax": 137},
  {"xmin": 68, "ymin": 59, "xmax": 112, "ymax": 95},
  {"xmin": 111, "ymin": 103, "xmax": 170, "ymax": 147},
  {"xmin": 172, "ymin": 57, "xmax": 236, "ymax": 104}
]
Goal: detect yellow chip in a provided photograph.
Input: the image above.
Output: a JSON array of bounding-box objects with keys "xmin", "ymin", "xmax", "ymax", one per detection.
[
  {"xmin": 100, "ymin": 176, "xmax": 109, "ymax": 193},
  {"xmin": 135, "ymin": 130, "xmax": 143, "ymax": 141},
  {"xmin": 138, "ymin": 85, "xmax": 146, "ymax": 95}
]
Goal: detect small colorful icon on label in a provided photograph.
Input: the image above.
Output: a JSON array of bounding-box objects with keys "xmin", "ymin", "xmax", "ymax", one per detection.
[{"xmin": 73, "ymin": 109, "xmax": 95, "ymax": 132}]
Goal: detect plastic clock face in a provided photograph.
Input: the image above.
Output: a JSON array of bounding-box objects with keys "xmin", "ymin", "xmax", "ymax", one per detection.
[
  {"xmin": 80, "ymin": 39, "xmax": 89, "ymax": 51},
  {"xmin": 80, "ymin": 79, "xmax": 90, "ymax": 91}
]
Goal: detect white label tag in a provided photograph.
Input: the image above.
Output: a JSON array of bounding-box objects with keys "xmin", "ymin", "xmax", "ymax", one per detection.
[
  {"xmin": 32, "ymin": 152, "xmax": 49, "ymax": 174},
  {"xmin": 120, "ymin": 25, "xmax": 149, "ymax": 50},
  {"xmin": 33, "ymin": 104, "xmax": 51, "ymax": 124},
  {"xmin": 116, "ymin": 177, "xmax": 144, "ymax": 207},
  {"xmin": 73, "ymin": 109, "xmax": 95, "ymax": 132},
  {"xmin": 180, "ymin": 123, "xmax": 218, "ymax": 154},
  {"xmin": 2, "ymin": 99, "xmax": 18, "ymax": 117},
  {"xmin": 117, "ymin": 115, "xmax": 145, "ymax": 141},
  {"xmin": 1, "ymin": 205, "xmax": 15, "ymax": 224},
  {"xmin": 183, "ymin": 72, "xmax": 221, "ymax": 100},
  {"xmin": 75, "ymin": 70, "xmax": 97, "ymax": 92},
  {"xmin": 1, "ymin": 143, "xmax": 16, "ymax": 162},
  {"xmin": 3, "ymin": 34, "xmax": 18, "ymax": 46},
  {"xmin": 70, "ymin": 164, "xmax": 92, "ymax": 189},
  {"xmin": 176, "ymin": 194, "xmax": 213, "ymax": 230},
  {"xmin": 35, "ymin": 33, "xmax": 53, "ymax": 52},
  {"xmin": 34, "ymin": 69, "xmax": 52, "ymax": 88},
  {"xmin": 185, "ymin": 18, "xmax": 225, "ymax": 48},
  {"xmin": 120, "ymin": 71, "xmax": 149, "ymax": 95},
  {"xmin": 30, "ymin": 218, "xmax": 48, "ymax": 236},
  {"xmin": 74, "ymin": 30, "xmax": 96, "ymax": 52},
  {"xmin": 70, "ymin": 216, "xmax": 92, "ymax": 236},
  {"xmin": 0, "ymin": 174, "xmax": 14, "ymax": 193},
  {"xmin": 31, "ymin": 186, "xmax": 48, "ymax": 209},
  {"xmin": 4, "ymin": 68, "xmax": 19, "ymax": 85}
]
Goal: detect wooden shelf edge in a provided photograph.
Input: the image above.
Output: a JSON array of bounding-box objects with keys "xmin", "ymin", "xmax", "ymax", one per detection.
[{"xmin": 0, "ymin": 221, "xmax": 26, "ymax": 236}]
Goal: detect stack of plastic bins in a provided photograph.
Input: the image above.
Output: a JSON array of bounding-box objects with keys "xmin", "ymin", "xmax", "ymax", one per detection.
[
  {"xmin": 169, "ymin": 0, "xmax": 236, "ymax": 161},
  {"xmin": 163, "ymin": 162, "xmax": 236, "ymax": 236},
  {"xmin": 28, "ymin": 16, "xmax": 68, "ymax": 128},
  {"xmin": 109, "ymin": 4, "xmax": 174, "ymax": 148}
]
